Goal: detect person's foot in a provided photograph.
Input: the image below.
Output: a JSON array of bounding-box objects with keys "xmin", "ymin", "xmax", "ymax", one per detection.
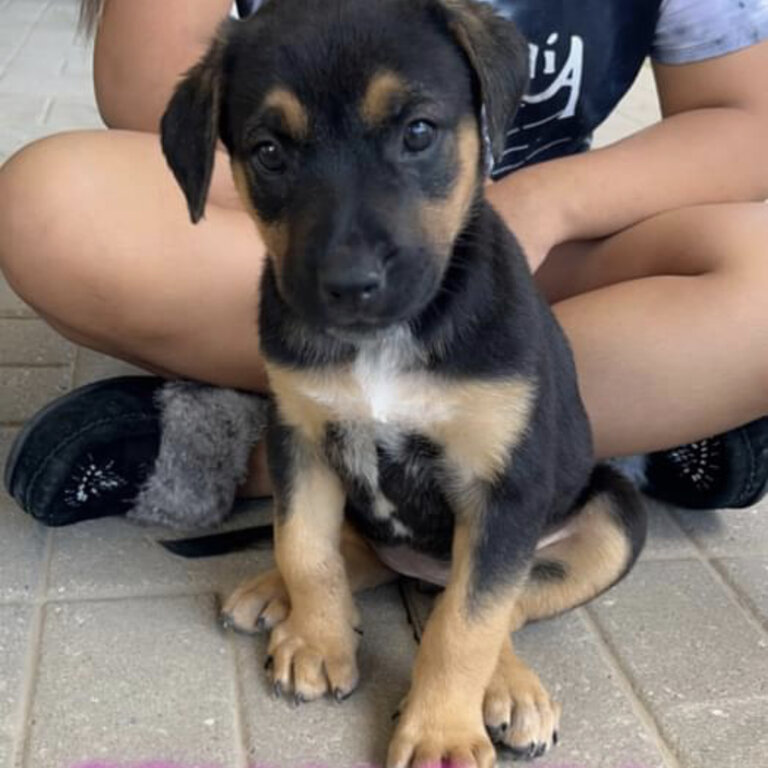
[
  {"xmin": 5, "ymin": 376, "xmax": 271, "ymax": 529},
  {"xmin": 4, "ymin": 376, "xmax": 164, "ymax": 526},
  {"xmin": 643, "ymin": 416, "xmax": 768, "ymax": 510}
]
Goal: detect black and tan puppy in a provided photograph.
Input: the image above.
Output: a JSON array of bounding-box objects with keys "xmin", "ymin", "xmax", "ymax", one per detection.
[{"xmin": 161, "ymin": 0, "xmax": 647, "ymax": 764}]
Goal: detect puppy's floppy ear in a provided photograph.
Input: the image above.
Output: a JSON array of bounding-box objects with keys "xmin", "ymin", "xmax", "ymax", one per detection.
[
  {"xmin": 160, "ymin": 34, "xmax": 227, "ymax": 224},
  {"xmin": 436, "ymin": 0, "xmax": 529, "ymax": 167}
]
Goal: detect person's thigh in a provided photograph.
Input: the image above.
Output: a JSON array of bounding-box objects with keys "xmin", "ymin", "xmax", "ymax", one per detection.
[
  {"xmin": 0, "ymin": 129, "xmax": 269, "ymax": 390},
  {"xmin": 535, "ymin": 203, "xmax": 768, "ymax": 457}
]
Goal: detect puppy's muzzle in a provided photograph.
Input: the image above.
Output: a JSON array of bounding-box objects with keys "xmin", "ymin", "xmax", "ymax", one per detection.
[{"xmin": 316, "ymin": 242, "xmax": 392, "ymax": 326}]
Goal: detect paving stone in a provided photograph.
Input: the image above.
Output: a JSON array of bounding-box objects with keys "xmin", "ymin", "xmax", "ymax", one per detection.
[
  {"xmin": 0, "ymin": 604, "xmax": 32, "ymax": 737},
  {"xmin": 514, "ymin": 613, "xmax": 667, "ymax": 768},
  {"xmin": 0, "ymin": 427, "xmax": 19, "ymax": 474},
  {"xmin": 0, "ymin": 738, "xmax": 11, "ymax": 768},
  {"xmin": 589, "ymin": 559, "xmax": 768, "ymax": 712},
  {"xmin": 0, "ymin": 277, "xmax": 27, "ymax": 319},
  {"xmin": 0, "ymin": 319, "xmax": 76, "ymax": 365},
  {"xmin": 0, "ymin": 29, "xmax": 27, "ymax": 69},
  {"xmin": 671, "ymin": 502, "xmax": 768, "ymax": 556},
  {"xmin": 37, "ymin": 1, "xmax": 79, "ymax": 30},
  {"xmin": 48, "ymin": 503, "xmax": 275, "ymax": 600},
  {"xmin": 4, "ymin": 50, "xmax": 66, "ymax": 78},
  {"xmin": 26, "ymin": 595, "xmax": 239, "ymax": 768},
  {"xmin": 715, "ymin": 556, "xmax": 768, "ymax": 628},
  {"xmin": 641, "ymin": 499, "xmax": 698, "ymax": 560},
  {"xmin": 0, "ymin": 366, "xmax": 70, "ymax": 424},
  {"xmin": 0, "ymin": 92, "xmax": 46, "ymax": 125},
  {"xmin": 2, "ymin": 0, "xmax": 46, "ymax": 24},
  {"xmin": 615, "ymin": 81, "xmax": 662, "ymax": 127},
  {"xmin": 45, "ymin": 98, "xmax": 103, "ymax": 130},
  {"xmin": 0, "ymin": 494, "xmax": 47, "ymax": 602},
  {"xmin": 0, "ymin": 68, "xmax": 95, "ymax": 100},
  {"xmin": 593, "ymin": 111, "xmax": 646, "ymax": 148},
  {"xmin": 72, "ymin": 348, "xmax": 150, "ymax": 387},
  {"xmin": 22, "ymin": 25, "xmax": 81, "ymax": 53},
  {"xmin": 61, "ymin": 50, "xmax": 93, "ymax": 79},
  {"xmin": 399, "ymin": 587, "xmax": 667, "ymax": 768},
  {"xmin": 659, "ymin": 697, "xmax": 768, "ymax": 768},
  {"xmin": 237, "ymin": 583, "xmax": 417, "ymax": 768}
]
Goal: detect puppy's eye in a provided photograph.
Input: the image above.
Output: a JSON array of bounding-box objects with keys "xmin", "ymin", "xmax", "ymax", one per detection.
[
  {"xmin": 253, "ymin": 141, "xmax": 287, "ymax": 173},
  {"xmin": 403, "ymin": 120, "xmax": 436, "ymax": 153}
]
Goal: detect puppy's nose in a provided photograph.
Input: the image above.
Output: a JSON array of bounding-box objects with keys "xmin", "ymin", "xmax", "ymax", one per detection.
[{"xmin": 319, "ymin": 267, "xmax": 385, "ymax": 308}]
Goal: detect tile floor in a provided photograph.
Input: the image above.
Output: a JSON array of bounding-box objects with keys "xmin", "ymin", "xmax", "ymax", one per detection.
[{"xmin": 1, "ymin": 2, "xmax": 766, "ymax": 768}]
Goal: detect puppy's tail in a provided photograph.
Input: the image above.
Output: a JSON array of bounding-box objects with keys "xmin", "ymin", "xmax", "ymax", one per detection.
[{"xmin": 516, "ymin": 464, "xmax": 647, "ymax": 629}]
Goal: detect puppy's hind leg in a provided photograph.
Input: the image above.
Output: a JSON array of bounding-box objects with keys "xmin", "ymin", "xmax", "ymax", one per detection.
[
  {"xmin": 510, "ymin": 464, "xmax": 647, "ymax": 632},
  {"xmin": 482, "ymin": 465, "xmax": 646, "ymax": 756}
]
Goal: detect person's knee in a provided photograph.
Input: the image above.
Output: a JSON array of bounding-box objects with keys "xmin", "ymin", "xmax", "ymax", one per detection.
[
  {"xmin": 0, "ymin": 132, "xmax": 169, "ymax": 348},
  {"xmin": 0, "ymin": 133, "xmax": 90, "ymax": 309}
]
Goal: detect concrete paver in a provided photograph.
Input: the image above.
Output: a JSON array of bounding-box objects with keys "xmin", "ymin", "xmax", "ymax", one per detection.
[
  {"xmin": 26, "ymin": 595, "xmax": 241, "ymax": 768},
  {"xmin": 0, "ymin": 318, "xmax": 76, "ymax": 366},
  {"xmin": 0, "ymin": 366, "xmax": 71, "ymax": 424},
  {"xmin": 402, "ymin": 588, "xmax": 670, "ymax": 768},
  {"xmin": 658, "ymin": 697, "xmax": 768, "ymax": 768},
  {"xmin": 714, "ymin": 556, "xmax": 768, "ymax": 628},
  {"xmin": 0, "ymin": 605, "xmax": 32, "ymax": 744},
  {"xmin": 48, "ymin": 505, "xmax": 274, "ymax": 601},
  {"xmin": 0, "ymin": 497, "xmax": 48, "ymax": 603},
  {"xmin": 72, "ymin": 348, "xmax": 149, "ymax": 388},
  {"xmin": 0, "ymin": 274, "xmax": 35, "ymax": 318},
  {"xmin": 672, "ymin": 502, "xmax": 768, "ymax": 556},
  {"xmin": 589, "ymin": 558, "xmax": 768, "ymax": 710},
  {"xmin": 238, "ymin": 584, "xmax": 417, "ymax": 768}
]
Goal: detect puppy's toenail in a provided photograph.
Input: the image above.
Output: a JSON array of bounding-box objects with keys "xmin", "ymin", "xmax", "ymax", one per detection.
[{"xmin": 333, "ymin": 687, "xmax": 351, "ymax": 703}]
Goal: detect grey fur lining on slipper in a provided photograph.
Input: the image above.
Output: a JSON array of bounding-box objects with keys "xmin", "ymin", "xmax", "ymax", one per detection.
[{"xmin": 129, "ymin": 382, "xmax": 269, "ymax": 530}]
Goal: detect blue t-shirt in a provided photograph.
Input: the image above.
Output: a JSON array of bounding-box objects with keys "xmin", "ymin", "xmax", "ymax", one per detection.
[{"xmin": 234, "ymin": 0, "xmax": 768, "ymax": 177}]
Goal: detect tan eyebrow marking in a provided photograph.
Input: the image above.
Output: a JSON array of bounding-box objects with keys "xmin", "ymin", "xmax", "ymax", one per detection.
[
  {"xmin": 263, "ymin": 87, "xmax": 310, "ymax": 140},
  {"xmin": 360, "ymin": 70, "xmax": 408, "ymax": 127}
]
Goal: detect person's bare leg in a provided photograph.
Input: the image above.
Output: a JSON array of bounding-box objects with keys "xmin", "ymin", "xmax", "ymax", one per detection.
[
  {"xmin": 535, "ymin": 203, "xmax": 768, "ymax": 458},
  {"xmin": 2, "ymin": 133, "xmax": 767, "ymax": 474},
  {"xmin": 0, "ymin": 130, "xmax": 268, "ymax": 391}
]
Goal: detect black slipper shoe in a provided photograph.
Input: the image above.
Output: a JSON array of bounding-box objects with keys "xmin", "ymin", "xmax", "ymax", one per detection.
[
  {"xmin": 4, "ymin": 376, "xmax": 164, "ymax": 526},
  {"xmin": 644, "ymin": 416, "xmax": 768, "ymax": 510}
]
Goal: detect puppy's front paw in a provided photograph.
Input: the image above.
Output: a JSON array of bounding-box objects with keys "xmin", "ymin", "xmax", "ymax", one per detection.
[
  {"xmin": 221, "ymin": 569, "xmax": 290, "ymax": 634},
  {"xmin": 387, "ymin": 697, "xmax": 495, "ymax": 768},
  {"xmin": 483, "ymin": 645, "xmax": 561, "ymax": 760},
  {"xmin": 267, "ymin": 610, "xmax": 360, "ymax": 704}
]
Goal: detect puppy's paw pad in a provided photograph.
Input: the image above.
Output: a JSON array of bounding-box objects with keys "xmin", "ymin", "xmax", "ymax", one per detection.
[{"xmin": 221, "ymin": 569, "xmax": 290, "ymax": 634}]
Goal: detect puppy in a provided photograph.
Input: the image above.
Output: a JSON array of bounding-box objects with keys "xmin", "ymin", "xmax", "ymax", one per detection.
[{"xmin": 160, "ymin": 0, "xmax": 647, "ymax": 764}]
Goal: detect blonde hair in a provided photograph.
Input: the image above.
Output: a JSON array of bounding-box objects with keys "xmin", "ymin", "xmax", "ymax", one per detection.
[{"xmin": 78, "ymin": 0, "xmax": 105, "ymax": 38}]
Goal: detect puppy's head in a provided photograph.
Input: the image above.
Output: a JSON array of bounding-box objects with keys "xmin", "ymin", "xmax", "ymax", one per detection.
[{"xmin": 161, "ymin": 0, "xmax": 527, "ymax": 334}]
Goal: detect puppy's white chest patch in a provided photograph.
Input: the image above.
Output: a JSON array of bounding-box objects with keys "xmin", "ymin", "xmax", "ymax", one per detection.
[{"xmin": 301, "ymin": 329, "xmax": 453, "ymax": 427}]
